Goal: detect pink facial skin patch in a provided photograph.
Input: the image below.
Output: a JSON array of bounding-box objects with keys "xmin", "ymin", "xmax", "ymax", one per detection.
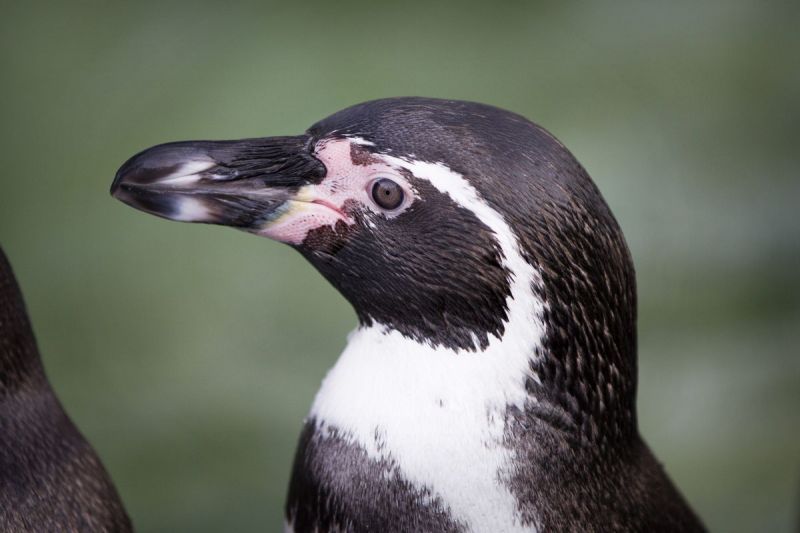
[{"xmin": 256, "ymin": 138, "xmax": 415, "ymax": 245}]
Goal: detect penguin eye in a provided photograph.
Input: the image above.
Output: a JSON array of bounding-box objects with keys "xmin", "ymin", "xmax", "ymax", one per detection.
[{"xmin": 370, "ymin": 178, "xmax": 404, "ymax": 210}]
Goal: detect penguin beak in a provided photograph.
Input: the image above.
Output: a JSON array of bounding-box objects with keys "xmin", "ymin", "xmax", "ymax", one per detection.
[{"xmin": 110, "ymin": 136, "xmax": 325, "ymax": 230}]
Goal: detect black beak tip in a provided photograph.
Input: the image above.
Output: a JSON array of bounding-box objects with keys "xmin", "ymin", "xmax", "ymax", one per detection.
[
  {"xmin": 109, "ymin": 164, "xmax": 127, "ymax": 198},
  {"xmin": 109, "ymin": 153, "xmax": 141, "ymax": 204},
  {"xmin": 108, "ymin": 142, "xmax": 227, "ymax": 222},
  {"xmin": 109, "ymin": 149, "xmax": 150, "ymax": 200},
  {"xmin": 110, "ymin": 141, "xmax": 215, "ymax": 200}
]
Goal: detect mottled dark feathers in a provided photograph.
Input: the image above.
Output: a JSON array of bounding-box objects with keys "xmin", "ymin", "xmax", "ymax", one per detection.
[
  {"xmin": 0, "ymin": 248, "xmax": 132, "ymax": 532},
  {"xmin": 286, "ymin": 421, "xmax": 464, "ymax": 533}
]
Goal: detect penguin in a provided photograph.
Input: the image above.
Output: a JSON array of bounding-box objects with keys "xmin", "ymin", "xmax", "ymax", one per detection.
[
  {"xmin": 111, "ymin": 97, "xmax": 705, "ymax": 532},
  {"xmin": 0, "ymin": 247, "xmax": 132, "ymax": 531}
]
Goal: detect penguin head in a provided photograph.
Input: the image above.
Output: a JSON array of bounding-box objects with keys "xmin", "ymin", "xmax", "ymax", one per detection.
[{"xmin": 112, "ymin": 97, "xmax": 637, "ymax": 427}]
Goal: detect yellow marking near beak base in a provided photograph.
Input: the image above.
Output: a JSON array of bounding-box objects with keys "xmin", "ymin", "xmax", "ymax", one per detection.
[{"xmin": 256, "ymin": 188, "xmax": 317, "ymax": 230}]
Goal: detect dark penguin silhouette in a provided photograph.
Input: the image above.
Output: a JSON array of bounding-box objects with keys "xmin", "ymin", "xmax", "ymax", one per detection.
[
  {"xmin": 111, "ymin": 97, "xmax": 705, "ymax": 532},
  {"xmin": 0, "ymin": 248, "xmax": 132, "ymax": 531}
]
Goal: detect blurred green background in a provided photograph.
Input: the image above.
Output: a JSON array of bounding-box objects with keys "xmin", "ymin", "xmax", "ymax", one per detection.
[{"xmin": 1, "ymin": 1, "xmax": 798, "ymax": 531}]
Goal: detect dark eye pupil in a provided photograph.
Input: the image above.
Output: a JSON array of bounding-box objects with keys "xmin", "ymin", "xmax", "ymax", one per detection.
[{"xmin": 371, "ymin": 178, "xmax": 404, "ymax": 210}]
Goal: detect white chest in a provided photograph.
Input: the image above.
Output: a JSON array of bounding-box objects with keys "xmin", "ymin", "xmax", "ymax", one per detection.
[{"xmin": 309, "ymin": 325, "xmax": 541, "ymax": 532}]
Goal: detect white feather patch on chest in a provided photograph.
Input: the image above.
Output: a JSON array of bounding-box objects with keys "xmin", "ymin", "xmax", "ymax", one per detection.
[{"xmin": 310, "ymin": 151, "xmax": 546, "ymax": 532}]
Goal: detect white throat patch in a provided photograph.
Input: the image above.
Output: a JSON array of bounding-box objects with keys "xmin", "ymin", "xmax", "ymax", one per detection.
[{"xmin": 309, "ymin": 148, "xmax": 546, "ymax": 532}]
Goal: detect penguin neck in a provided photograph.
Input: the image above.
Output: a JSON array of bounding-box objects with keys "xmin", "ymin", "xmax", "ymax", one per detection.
[
  {"xmin": 311, "ymin": 302, "xmax": 638, "ymax": 451},
  {"xmin": 305, "ymin": 306, "xmax": 639, "ymax": 532},
  {"xmin": 306, "ymin": 268, "xmax": 637, "ymax": 532}
]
